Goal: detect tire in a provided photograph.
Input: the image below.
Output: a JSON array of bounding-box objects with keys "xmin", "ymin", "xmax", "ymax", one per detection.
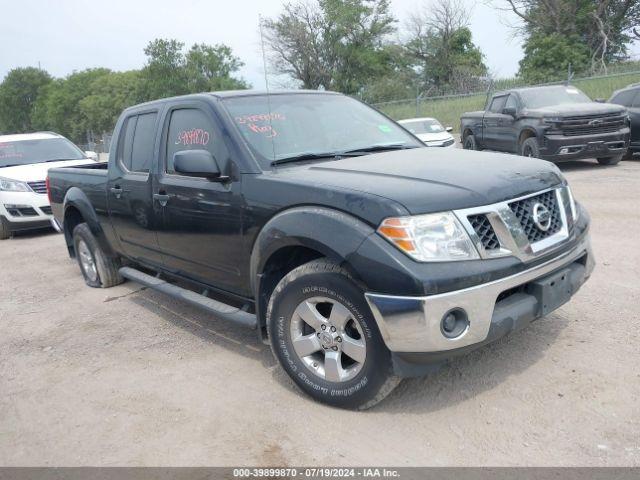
[
  {"xmin": 597, "ymin": 154, "xmax": 623, "ymax": 166},
  {"xmin": 520, "ymin": 137, "xmax": 540, "ymax": 158},
  {"xmin": 623, "ymin": 148, "xmax": 634, "ymax": 160},
  {"xmin": 72, "ymin": 223, "xmax": 124, "ymax": 288},
  {"xmin": 267, "ymin": 259, "xmax": 400, "ymax": 410},
  {"xmin": 0, "ymin": 217, "xmax": 11, "ymax": 240},
  {"xmin": 463, "ymin": 134, "xmax": 479, "ymax": 150}
]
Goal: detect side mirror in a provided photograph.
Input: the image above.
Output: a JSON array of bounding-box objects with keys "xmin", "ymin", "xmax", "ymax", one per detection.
[
  {"xmin": 446, "ymin": 126, "xmax": 453, "ymax": 132},
  {"xmin": 595, "ymin": 98, "xmax": 606, "ymax": 103},
  {"xmin": 502, "ymin": 107, "xmax": 517, "ymax": 117},
  {"xmin": 85, "ymin": 151, "xmax": 98, "ymax": 161},
  {"xmin": 173, "ymin": 150, "xmax": 227, "ymax": 181}
]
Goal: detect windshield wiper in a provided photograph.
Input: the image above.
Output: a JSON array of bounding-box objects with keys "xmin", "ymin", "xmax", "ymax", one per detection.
[
  {"xmin": 270, "ymin": 152, "xmax": 343, "ymax": 166},
  {"xmin": 340, "ymin": 143, "xmax": 416, "ymax": 155}
]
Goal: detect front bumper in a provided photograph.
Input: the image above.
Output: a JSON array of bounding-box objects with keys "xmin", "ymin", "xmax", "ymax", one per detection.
[
  {"xmin": 540, "ymin": 128, "xmax": 630, "ymax": 162},
  {"xmin": 0, "ymin": 191, "xmax": 59, "ymax": 233},
  {"xmin": 365, "ymin": 233, "xmax": 594, "ymax": 358}
]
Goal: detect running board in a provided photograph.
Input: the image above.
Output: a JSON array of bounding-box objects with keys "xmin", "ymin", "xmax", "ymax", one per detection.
[{"xmin": 119, "ymin": 267, "xmax": 257, "ymax": 329}]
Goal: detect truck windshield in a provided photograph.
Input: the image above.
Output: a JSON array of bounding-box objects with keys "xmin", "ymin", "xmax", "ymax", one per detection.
[
  {"xmin": 519, "ymin": 86, "xmax": 592, "ymax": 109},
  {"xmin": 400, "ymin": 119, "xmax": 445, "ymax": 134},
  {"xmin": 0, "ymin": 138, "xmax": 86, "ymax": 168},
  {"xmin": 222, "ymin": 93, "xmax": 421, "ymax": 168}
]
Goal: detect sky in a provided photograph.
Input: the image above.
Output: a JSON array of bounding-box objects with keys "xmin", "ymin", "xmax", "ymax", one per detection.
[{"xmin": 0, "ymin": 0, "xmax": 636, "ymax": 88}]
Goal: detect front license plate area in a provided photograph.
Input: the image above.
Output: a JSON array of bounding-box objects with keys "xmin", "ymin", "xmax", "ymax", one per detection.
[{"xmin": 529, "ymin": 267, "xmax": 573, "ymax": 316}]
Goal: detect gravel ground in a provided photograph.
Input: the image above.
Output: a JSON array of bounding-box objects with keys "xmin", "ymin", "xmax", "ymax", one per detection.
[{"xmin": 1, "ymin": 158, "xmax": 639, "ymax": 467}]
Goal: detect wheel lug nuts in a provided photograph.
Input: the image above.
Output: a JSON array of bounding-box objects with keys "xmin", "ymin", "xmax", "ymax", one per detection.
[
  {"xmin": 321, "ymin": 324, "xmax": 326, "ymax": 330},
  {"xmin": 337, "ymin": 337, "xmax": 342, "ymax": 342},
  {"xmin": 330, "ymin": 326, "xmax": 336, "ymax": 332},
  {"xmin": 332, "ymin": 346, "xmax": 338, "ymax": 351}
]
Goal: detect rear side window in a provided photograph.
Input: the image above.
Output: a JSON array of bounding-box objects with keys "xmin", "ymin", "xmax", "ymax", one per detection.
[
  {"xmin": 610, "ymin": 89, "xmax": 637, "ymax": 107},
  {"xmin": 165, "ymin": 108, "xmax": 228, "ymax": 175},
  {"xmin": 489, "ymin": 96, "xmax": 507, "ymax": 113},
  {"xmin": 117, "ymin": 112, "xmax": 158, "ymax": 173}
]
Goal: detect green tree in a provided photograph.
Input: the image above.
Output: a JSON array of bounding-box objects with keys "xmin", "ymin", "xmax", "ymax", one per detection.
[
  {"xmin": 78, "ymin": 70, "xmax": 143, "ymax": 135},
  {"xmin": 404, "ymin": 0, "xmax": 487, "ymax": 95},
  {"xmin": 518, "ymin": 34, "xmax": 591, "ymax": 83},
  {"xmin": 32, "ymin": 68, "xmax": 111, "ymax": 142},
  {"xmin": 185, "ymin": 43, "xmax": 249, "ymax": 91},
  {"xmin": 140, "ymin": 39, "xmax": 189, "ymax": 100},
  {"xmin": 263, "ymin": 0, "xmax": 398, "ymax": 94},
  {"xmin": 495, "ymin": 0, "xmax": 640, "ymax": 76},
  {"xmin": 0, "ymin": 67, "xmax": 52, "ymax": 133}
]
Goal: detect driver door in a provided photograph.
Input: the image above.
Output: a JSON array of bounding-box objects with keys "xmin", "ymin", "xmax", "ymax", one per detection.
[{"xmin": 153, "ymin": 102, "xmax": 246, "ymax": 294}]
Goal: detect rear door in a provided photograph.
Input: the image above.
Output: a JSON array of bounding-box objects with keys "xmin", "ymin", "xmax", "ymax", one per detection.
[
  {"xmin": 107, "ymin": 110, "xmax": 164, "ymax": 266},
  {"xmin": 494, "ymin": 94, "xmax": 519, "ymax": 152},
  {"xmin": 153, "ymin": 101, "xmax": 246, "ymax": 294},
  {"xmin": 482, "ymin": 95, "xmax": 508, "ymax": 150}
]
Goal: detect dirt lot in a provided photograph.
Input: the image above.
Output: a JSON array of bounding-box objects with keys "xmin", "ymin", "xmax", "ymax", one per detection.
[{"xmin": 1, "ymin": 159, "xmax": 639, "ymax": 467}]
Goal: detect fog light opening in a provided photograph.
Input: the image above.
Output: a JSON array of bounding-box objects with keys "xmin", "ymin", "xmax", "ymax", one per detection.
[{"xmin": 441, "ymin": 309, "xmax": 469, "ymax": 339}]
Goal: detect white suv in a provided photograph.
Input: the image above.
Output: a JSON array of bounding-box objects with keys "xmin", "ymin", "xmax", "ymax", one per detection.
[{"xmin": 0, "ymin": 132, "xmax": 99, "ymax": 239}]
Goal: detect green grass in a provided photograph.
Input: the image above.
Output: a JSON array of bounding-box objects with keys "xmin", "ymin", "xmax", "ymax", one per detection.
[{"xmin": 377, "ymin": 70, "xmax": 640, "ymax": 134}]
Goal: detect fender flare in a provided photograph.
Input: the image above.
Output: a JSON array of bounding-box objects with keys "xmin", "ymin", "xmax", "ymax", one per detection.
[
  {"xmin": 63, "ymin": 187, "xmax": 116, "ymax": 257},
  {"xmin": 249, "ymin": 206, "xmax": 375, "ymax": 296}
]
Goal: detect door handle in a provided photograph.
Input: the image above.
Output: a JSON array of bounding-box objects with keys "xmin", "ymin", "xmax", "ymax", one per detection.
[
  {"xmin": 153, "ymin": 193, "xmax": 171, "ymax": 207},
  {"xmin": 110, "ymin": 186, "xmax": 123, "ymax": 199}
]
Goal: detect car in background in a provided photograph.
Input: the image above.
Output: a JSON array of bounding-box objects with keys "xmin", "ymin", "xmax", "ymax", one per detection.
[
  {"xmin": 398, "ymin": 117, "xmax": 456, "ymax": 147},
  {"xmin": 0, "ymin": 132, "xmax": 99, "ymax": 239},
  {"xmin": 608, "ymin": 83, "xmax": 639, "ymax": 159},
  {"xmin": 460, "ymin": 85, "xmax": 630, "ymax": 165}
]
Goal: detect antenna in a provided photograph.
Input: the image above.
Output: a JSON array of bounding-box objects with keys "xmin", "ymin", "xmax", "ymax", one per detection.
[{"xmin": 259, "ymin": 14, "xmax": 277, "ymax": 162}]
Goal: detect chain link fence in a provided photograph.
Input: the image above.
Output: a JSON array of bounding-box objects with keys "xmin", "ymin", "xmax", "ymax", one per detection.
[{"xmin": 372, "ymin": 66, "xmax": 640, "ymax": 133}]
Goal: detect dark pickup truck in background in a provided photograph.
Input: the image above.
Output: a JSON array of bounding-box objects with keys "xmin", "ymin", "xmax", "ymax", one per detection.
[
  {"xmin": 460, "ymin": 85, "xmax": 630, "ymax": 165},
  {"xmin": 609, "ymin": 82, "xmax": 640, "ymax": 159},
  {"xmin": 48, "ymin": 90, "xmax": 594, "ymax": 409}
]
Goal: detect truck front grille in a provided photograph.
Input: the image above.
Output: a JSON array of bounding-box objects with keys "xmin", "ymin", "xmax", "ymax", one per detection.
[
  {"xmin": 509, "ymin": 190, "xmax": 562, "ymax": 244},
  {"xmin": 559, "ymin": 113, "xmax": 627, "ymax": 137},
  {"xmin": 468, "ymin": 214, "xmax": 500, "ymax": 250},
  {"xmin": 28, "ymin": 181, "xmax": 47, "ymax": 194}
]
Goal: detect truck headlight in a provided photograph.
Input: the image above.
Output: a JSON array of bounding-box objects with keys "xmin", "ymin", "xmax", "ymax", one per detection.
[
  {"xmin": 0, "ymin": 177, "xmax": 30, "ymax": 192},
  {"xmin": 378, "ymin": 212, "xmax": 480, "ymax": 262}
]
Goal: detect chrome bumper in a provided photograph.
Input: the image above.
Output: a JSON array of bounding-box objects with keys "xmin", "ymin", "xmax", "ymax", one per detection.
[{"xmin": 365, "ymin": 234, "xmax": 594, "ymax": 353}]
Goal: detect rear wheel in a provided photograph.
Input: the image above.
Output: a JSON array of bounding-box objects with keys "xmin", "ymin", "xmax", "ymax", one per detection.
[
  {"xmin": 597, "ymin": 154, "xmax": 623, "ymax": 166},
  {"xmin": 0, "ymin": 217, "xmax": 11, "ymax": 240},
  {"xmin": 520, "ymin": 137, "xmax": 540, "ymax": 158},
  {"xmin": 72, "ymin": 223, "xmax": 124, "ymax": 288},
  {"xmin": 463, "ymin": 134, "xmax": 479, "ymax": 150},
  {"xmin": 267, "ymin": 259, "xmax": 399, "ymax": 409}
]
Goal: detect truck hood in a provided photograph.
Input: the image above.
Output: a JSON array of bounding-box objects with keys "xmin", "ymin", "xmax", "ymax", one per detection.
[
  {"xmin": 275, "ymin": 148, "xmax": 564, "ymax": 214},
  {"xmin": 0, "ymin": 159, "xmax": 97, "ymax": 182},
  {"xmin": 524, "ymin": 102, "xmax": 626, "ymax": 117}
]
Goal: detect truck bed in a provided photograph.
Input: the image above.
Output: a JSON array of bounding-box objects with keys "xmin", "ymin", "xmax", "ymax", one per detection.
[{"xmin": 48, "ymin": 162, "xmax": 109, "ymax": 223}]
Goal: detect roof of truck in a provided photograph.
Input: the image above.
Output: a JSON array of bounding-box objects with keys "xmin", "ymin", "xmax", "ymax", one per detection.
[{"xmin": 127, "ymin": 89, "xmax": 340, "ymax": 110}]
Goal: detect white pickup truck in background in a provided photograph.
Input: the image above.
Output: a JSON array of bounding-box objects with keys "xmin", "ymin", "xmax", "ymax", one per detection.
[{"xmin": 0, "ymin": 132, "xmax": 99, "ymax": 239}]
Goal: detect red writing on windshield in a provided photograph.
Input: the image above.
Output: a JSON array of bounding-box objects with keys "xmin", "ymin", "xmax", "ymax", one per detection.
[
  {"xmin": 235, "ymin": 112, "xmax": 286, "ymax": 138},
  {"xmin": 175, "ymin": 128, "xmax": 210, "ymax": 146}
]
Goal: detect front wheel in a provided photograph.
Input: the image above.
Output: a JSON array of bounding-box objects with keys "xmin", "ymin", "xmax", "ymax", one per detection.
[
  {"xmin": 0, "ymin": 217, "xmax": 11, "ymax": 240},
  {"xmin": 520, "ymin": 137, "xmax": 540, "ymax": 158},
  {"xmin": 597, "ymin": 154, "xmax": 623, "ymax": 166},
  {"xmin": 267, "ymin": 259, "xmax": 400, "ymax": 409},
  {"xmin": 72, "ymin": 223, "xmax": 124, "ymax": 288}
]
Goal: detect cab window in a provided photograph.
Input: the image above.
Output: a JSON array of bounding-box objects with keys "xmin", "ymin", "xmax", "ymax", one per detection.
[
  {"xmin": 117, "ymin": 112, "xmax": 158, "ymax": 173},
  {"xmin": 165, "ymin": 108, "xmax": 229, "ymax": 175},
  {"xmin": 489, "ymin": 96, "xmax": 507, "ymax": 113}
]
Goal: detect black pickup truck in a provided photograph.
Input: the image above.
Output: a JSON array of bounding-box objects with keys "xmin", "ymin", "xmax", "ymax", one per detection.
[
  {"xmin": 48, "ymin": 90, "xmax": 594, "ymax": 409},
  {"xmin": 460, "ymin": 85, "xmax": 630, "ymax": 165}
]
